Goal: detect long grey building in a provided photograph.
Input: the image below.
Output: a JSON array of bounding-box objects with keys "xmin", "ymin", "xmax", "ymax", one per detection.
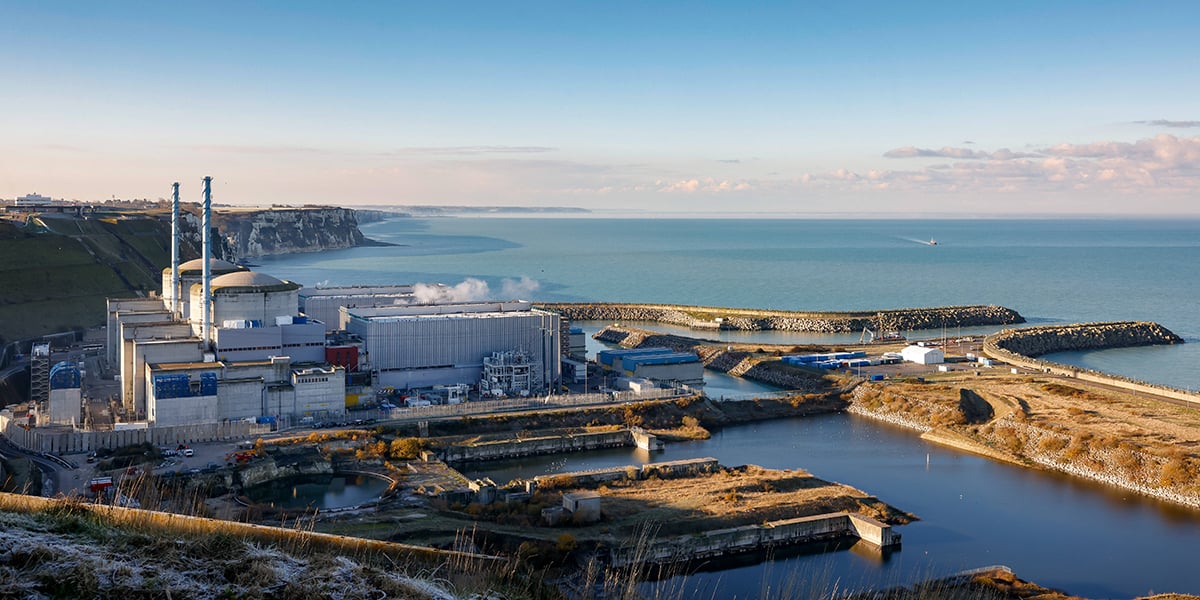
[{"xmin": 344, "ymin": 301, "xmax": 561, "ymax": 393}]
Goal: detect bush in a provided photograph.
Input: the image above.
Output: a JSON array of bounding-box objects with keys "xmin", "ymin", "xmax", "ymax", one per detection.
[
  {"xmin": 555, "ymin": 533, "xmax": 578, "ymax": 554},
  {"xmin": 388, "ymin": 438, "xmax": 424, "ymax": 460}
]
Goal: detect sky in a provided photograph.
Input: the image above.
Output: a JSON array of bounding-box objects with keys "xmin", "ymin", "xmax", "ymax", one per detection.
[{"xmin": 2, "ymin": 1, "xmax": 1199, "ymax": 216}]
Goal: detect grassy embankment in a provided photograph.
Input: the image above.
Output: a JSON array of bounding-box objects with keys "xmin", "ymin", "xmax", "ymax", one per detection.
[
  {"xmin": 0, "ymin": 216, "xmax": 190, "ymax": 343},
  {"xmin": 849, "ymin": 370, "xmax": 1200, "ymax": 506}
]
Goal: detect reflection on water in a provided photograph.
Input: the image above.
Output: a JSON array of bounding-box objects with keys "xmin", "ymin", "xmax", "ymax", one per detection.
[
  {"xmin": 245, "ymin": 474, "xmax": 389, "ymax": 511},
  {"xmin": 463, "ymin": 414, "xmax": 1200, "ymax": 598}
]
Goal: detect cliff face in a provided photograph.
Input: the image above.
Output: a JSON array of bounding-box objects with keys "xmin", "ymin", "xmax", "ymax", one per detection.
[{"xmin": 213, "ymin": 207, "xmax": 368, "ymax": 261}]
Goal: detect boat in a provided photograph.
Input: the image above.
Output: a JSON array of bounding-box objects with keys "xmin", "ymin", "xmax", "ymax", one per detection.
[{"xmin": 928, "ymin": 239, "xmax": 938, "ymax": 246}]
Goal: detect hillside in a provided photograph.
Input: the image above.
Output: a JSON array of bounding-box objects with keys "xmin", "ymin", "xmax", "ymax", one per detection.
[{"xmin": 0, "ymin": 216, "xmax": 194, "ymax": 344}]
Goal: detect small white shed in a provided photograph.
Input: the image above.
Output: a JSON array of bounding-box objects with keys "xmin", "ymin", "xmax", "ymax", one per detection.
[{"xmin": 901, "ymin": 345, "xmax": 944, "ymax": 365}]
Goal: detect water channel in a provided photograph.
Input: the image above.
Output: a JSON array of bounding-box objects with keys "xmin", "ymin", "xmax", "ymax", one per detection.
[
  {"xmin": 245, "ymin": 474, "xmax": 390, "ymax": 511},
  {"xmin": 460, "ymin": 414, "xmax": 1200, "ymax": 598}
]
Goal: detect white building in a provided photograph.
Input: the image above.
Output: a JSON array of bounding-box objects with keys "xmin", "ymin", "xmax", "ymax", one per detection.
[
  {"xmin": 344, "ymin": 301, "xmax": 561, "ymax": 392},
  {"xmin": 901, "ymin": 345, "xmax": 944, "ymax": 365}
]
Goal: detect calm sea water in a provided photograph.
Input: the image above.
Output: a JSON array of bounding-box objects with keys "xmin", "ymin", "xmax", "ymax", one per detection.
[
  {"xmin": 255, "ymin": 217, "xmax": 1200, "ymax": 596},
  {"xmin": 258, "ymin": 217, "xmax": 1200, "ymax": 390}
]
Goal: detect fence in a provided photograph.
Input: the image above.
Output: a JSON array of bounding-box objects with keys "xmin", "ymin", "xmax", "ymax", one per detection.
[
  {"xmin": 0, "ymin": 415, "xmax": 272, "ymax": 455},
  {"xmin": 1, "ymin": 387, "xmax": 693, "ymax": 455}
]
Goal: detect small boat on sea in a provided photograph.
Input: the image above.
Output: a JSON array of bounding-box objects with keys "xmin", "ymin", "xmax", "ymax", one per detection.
[{"xmin": 928, "ymin": 239, "xmax": 938, "ymax": 246}]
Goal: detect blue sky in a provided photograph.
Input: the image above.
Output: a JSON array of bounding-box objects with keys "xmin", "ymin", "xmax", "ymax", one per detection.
[{"xmin": 2, "ymin": 1, "xmax": 1199, "ymax": 215}]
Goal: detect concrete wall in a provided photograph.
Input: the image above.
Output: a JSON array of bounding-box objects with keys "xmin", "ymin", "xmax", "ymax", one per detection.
[
  {"xmin": 0, "ymin": 414, "xmax": 272, "ymax": 455},
  {"xmin": 280, "ymin": 321, "xmax": 326, "ymax": 363},
  {"xmin": 106, "ymin": 299, "xmax": 168, "ymax": 363},
  {"xmin": 126, "ymin": 339, "xmax": 203, "ymax": 416},
  {"xmin": 215, "ymin": 326, "xmax": 282, "ymax": 362},
  {"xmin": 151, "ymin": 393, "xmax": 219, "ymax": 427},
  {"xmin": 608, "ymin": 511, "xmax": 898, "ymax": 567},
  {"xmin": 48, "ymin": 388, "xmax": 80, "ymax": 426},
  {"xmin": 443, "ymin": 430, "xmax": 631, "ymax": 463},
  {"xmin": 218, "ymin": 379, "xmax": 266, "ymax": 420},
  {"xmin": 293, "ymin": 366, "xmax": 345, "ymax": 416}
]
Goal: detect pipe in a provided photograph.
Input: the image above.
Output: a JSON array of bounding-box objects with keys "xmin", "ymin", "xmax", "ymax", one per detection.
[
  {"xmin": 170, "ymin": 182, "xmax": 180, "ymax": 318},
  {"xmin": 201, "ymin": 176, "xmax": 212, "ymax": 350}
]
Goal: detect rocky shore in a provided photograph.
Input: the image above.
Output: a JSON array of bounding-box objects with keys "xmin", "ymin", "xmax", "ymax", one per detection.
[{"xmin": 541, "ymin": 302, "xmax": 1024, "ymax": 332}]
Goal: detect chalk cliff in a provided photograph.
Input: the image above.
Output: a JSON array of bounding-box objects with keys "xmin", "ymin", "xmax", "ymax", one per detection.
[{"xmin": 212, "ymin": 207, "xmax": 380, "ymax": 261}]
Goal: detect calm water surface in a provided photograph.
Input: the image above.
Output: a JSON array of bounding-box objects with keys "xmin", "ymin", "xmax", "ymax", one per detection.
[
  {"xmin": 255, "ymin": 218, "xmax": 1200, "ymax": 596},
  {"xmin": 245, "ymin": 474, "xmax": 390, "ymax": 510},
  {"xmin": 462, "ymin": 414, "xmax": 1200, "ymax": 598}
]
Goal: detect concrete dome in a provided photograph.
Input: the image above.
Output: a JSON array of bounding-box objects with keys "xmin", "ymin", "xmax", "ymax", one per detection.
[
  {"xmin": 168, "ymin": 258, "xmax": 243, "ymax": 275},
  {"xmin": 208, "ymin": 271, "xmax": 300, "ymax": 293}
]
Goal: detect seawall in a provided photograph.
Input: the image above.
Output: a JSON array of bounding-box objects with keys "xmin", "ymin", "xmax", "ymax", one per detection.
[
  {"xmin": 983, "ymin": 321, "xmax": 1197, "ymax": 405},
  {"xmin": 608, "ymin": 511, "xmax": 899, "ymax": 568},
  {"xmin": 540, "ymin": 302, "xmax": 1024, "ymax": 333},
  {"xmin": 442, "ymin": 429, "xmax": 633, "ymax": 463}
]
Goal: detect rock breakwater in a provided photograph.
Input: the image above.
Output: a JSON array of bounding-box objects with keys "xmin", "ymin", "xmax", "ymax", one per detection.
[
  {"xmin": 541, "ymin": 303, "xmax": 1024, "ymax": 333},
  {"xmin": 986, "ymin": 321, "xmax": 1183, "ymax": 358}
]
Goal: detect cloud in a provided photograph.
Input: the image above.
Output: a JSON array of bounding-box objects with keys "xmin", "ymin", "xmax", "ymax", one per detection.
[
  {"xmin": 658, "ymin": 177, "xmax": 753, "ymax": 193},
  {"xmin": 187, "ymin": 144, "xmax": 329, "ymax": 155},
  {"xmin": 715, "ymin": 159, "xmax": 741, "ymax": 164},
  {"xmin": 1135, "ymin": 120, "xmax": 1200, "ymax": 129},
  {"xmin": 391, "ymin": 146, "xmax": 557, "ymax": 156},
  {"xmin": 883, "ymin": 146, "xmax": 1037, "ymax": 160}
]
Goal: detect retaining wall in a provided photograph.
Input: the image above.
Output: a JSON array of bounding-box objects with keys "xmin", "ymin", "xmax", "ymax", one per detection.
[
  {"xmin": 0, "ymin": 416, "xmax": 271, "ymax": 455},
  {"xmin": 442, "ymin": 430, "xmax": 633, "ymax": 463},
  {"xmin": 609, "ymin": 511, "xmax": 898, "ymax": 567}
]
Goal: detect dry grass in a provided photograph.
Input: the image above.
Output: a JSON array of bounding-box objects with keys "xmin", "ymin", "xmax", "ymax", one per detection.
[{"xmin": 578, "ymin": 465, "xmax": 912, "ymax": 539}]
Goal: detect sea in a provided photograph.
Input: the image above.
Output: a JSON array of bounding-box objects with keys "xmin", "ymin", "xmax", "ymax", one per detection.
[{"xmin": 258, "ymin": 217, "xmax": 1200, "ymax": 391}]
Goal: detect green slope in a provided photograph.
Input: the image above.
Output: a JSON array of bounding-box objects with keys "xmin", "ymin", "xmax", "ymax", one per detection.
[{"xmin": 0, "ymin": 216, "xmax": 189, "ymax": 343}]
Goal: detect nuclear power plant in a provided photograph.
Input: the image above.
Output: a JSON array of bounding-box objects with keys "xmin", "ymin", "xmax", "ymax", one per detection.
[{"xmin": 98, "ymin": 177, "xmax": 562, "ymax": 429}]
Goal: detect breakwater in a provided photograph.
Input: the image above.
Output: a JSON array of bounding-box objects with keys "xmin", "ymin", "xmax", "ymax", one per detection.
[
  {"xmin": 608, "ymin": 511, "xmax": 899, "ymax": 568},
  {"xmin": 540, "ymin": 302, "xmax": 1024, "ymax": 332},
  {"xmin": 983, "ymin": 321, "xmax": 1197, "ymax": 405}
]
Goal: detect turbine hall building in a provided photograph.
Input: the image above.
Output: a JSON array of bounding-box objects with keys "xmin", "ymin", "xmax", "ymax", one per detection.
[{"xmin": 343, "ymin": 301, "xmax": 562, "ymax": 394}]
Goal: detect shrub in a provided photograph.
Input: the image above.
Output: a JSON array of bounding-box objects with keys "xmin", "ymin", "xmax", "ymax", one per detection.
[
  {"xmin": 388, "ymin": 438, "xmax": 424, "ymax": 460},
  {"xmin": 555, "ymin": 533, "xmax": 578, "ymax": 554}
]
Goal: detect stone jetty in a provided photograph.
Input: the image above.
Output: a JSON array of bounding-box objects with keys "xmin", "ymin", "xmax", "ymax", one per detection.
[
  {"xmin": 986, "ymin": 321, "xmax": 1183, "ymax": 358},
  {"xmin": 539, "ymin": 302, "xmax": 1024, "ymax": 332}
]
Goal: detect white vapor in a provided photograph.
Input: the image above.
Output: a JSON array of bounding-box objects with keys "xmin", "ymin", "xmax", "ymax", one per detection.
[{"xmin": 411, "ymin": 277, "xmax": 540, "ymax": 304}]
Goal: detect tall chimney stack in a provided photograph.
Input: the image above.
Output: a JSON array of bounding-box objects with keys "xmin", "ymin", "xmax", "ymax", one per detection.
[
  {"xmin": 170, "ymin": 182, "xmax": 180, "ymax": 318},
  {"xmin": 201, "ymin": 176, "xmax": 212, "ymax": 350}
]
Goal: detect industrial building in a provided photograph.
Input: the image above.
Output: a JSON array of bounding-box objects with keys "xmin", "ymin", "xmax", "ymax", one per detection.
[
  {"xmin": 343, "ymin": 301, "xmax": 561, "ymax": 394},
  {"xmin": 597, "ymin": 347, "xmax": 704, "ymax": 386},
  {"xmin": 107, "ymin": 178, "xmax": 347, "ymax": 427},
  {"xmin": 298, "ymin": 285, "xmax": 418, "ymax": 330},
  {"xmin": 98, "ymin": 176, "xmax": 566, "ymax": 429},
  {"xmin": 48, "ymin": 361, "xmax": 82, "ymax": 426},
  {"xmin": 901, "ymin": 345, "xmax": 945, "ymax": 365}
]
